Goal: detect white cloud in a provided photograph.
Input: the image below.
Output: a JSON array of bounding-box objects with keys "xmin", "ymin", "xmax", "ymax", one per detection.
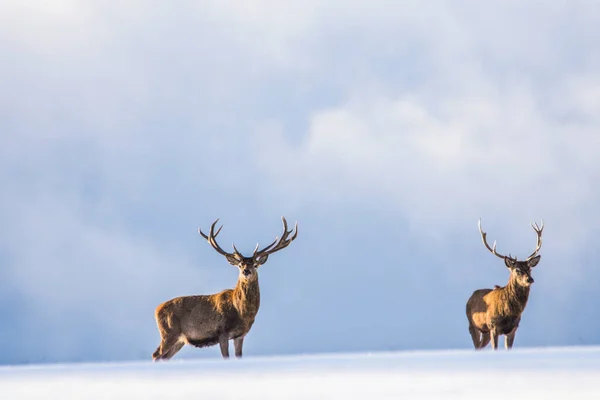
[
  {"xmin": 249, "ymin": 0, "xmax": 600, "ymax": 253},
  {"xmin": 254, "ymin": 83, "xmax": 600, "ymax": 243},
  {"xmin": 1, "ymin": 0, "xmax": 600, "ymax": 363},
  {"xmin": 0, "ymin": 181, "xmax": 216, "ymax": 361}
]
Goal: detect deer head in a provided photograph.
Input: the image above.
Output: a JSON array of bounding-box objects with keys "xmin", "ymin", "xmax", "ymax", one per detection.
[
  {"xmin": 478, "ymin": 218, "xmax": 544, "ymax": 287},
  {"xmin": 198, "ymin": 216, "xmax": 298, "ymax": 282}
]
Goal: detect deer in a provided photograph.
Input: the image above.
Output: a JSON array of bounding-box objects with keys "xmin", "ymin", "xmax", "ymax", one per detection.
[
  {"xmin": 466, "ymin": 218, "xmax": 544, "ymax": 351},
  {"xmin": 152, "ymin": 216, "xmax": 298, "ymax": 361}
]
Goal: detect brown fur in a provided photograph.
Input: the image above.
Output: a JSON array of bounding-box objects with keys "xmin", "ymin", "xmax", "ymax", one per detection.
[
  {"xmin": 467, "ymin": 218, "xmax": 543, "ymax": 350},
  {"xmin": 152, "ymin": 267, "xmax": 260, "ymax": 360},
  {"xmin": 152, "ymin": 217, "xmax": 297, "ymax": 361},
  {"xmin": 466, "ymin": 256, "xmax": 540, "ymax": 350}
]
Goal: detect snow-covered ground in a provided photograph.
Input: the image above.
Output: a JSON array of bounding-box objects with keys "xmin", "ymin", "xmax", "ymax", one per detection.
[{"xmin": 1, "ymin": 346, "xmax": 599, "ymax": 399}]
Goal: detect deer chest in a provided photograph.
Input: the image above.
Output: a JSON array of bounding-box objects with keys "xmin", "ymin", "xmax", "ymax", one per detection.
[
  {"xmin": 226, "ymin": 317, "xmax": 256, "ymax": 339},
  {"xmin": 492, "ymin": 315, "xmax": 521, "ymax": 335}
]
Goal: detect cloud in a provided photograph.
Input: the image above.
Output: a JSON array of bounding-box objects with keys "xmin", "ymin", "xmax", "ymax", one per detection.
[
  {"xmin": 255, "ymin": 83, "xmax": 599, "ymax": 240},
  {"xmin": 1, "ymin": 0, "xmax": 600, "ymax": 364},
  {"xmin": 250, "ymin": 0, "xmax": 600, "ymax": 250}
]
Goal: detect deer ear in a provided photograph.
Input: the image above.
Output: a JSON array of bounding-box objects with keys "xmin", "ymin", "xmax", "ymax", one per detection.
[
  {"xmin": 527, "ymin": 255, "xmax": 541, "ymax": 268},
  {"xmin": 504, "ymin": 257, "xmax": 516, "ymax": 269},
  {"xmin": 225, "ymin": 255, "xmax": 240, "ymax": 266},
  {"xmin": 255, "ymin": 255, "xmax": 269, "ymax": 266}
]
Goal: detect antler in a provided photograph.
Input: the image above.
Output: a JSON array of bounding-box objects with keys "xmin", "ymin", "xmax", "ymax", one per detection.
[
  {"xmin": 198, "ymin": 217, "xmax": 298, "ymax": 262},
  {"xmin": 478, "ymin": 218, "xmax": 511, "ymax": 260},
  {"xmin": 253, "ymin": 216, "xmax": 298, "ymax": 259},
  {"xmin": 198, "ymin": 219, "xmax": 243, "ymax": 259},
  {"xmin": 526, "ymin": 219, "xmax": 544, "ymax": 261}
]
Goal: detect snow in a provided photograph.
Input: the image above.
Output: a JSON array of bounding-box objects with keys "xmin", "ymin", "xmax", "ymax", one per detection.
[{"xmin": 1, "ymin": 347, "xmax": 599, "ymax": 399}]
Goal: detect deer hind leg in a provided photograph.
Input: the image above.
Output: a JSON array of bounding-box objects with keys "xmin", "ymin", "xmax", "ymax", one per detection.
[
  {"xmin": 479, "ymin": 332, "xmax": 491, "ymax": 349},
  {"xmin": 161, "ymin": 340, "xmax": 185, "ymax": 360},
  {"xmin": 468, "ymin": 325, "xmax": 481, "ymax": 349},
  {"xmin": 234, "ymin": 336, "xmax": 244, "ymax": 358},
  {"xmin": 153, "ymin": 334, "xmax": 182, "ymax": 361},
  {"xmin": 152, "ymin": 313, "xmax": 182, "ymax": 361},
  {"xmin": 219, "ymin": 335, "xmax": 230, "ymax": 359}
]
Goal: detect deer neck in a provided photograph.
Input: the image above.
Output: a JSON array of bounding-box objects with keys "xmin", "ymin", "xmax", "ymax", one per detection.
[
  {"xmin": 233, "ymin": 277, "xmax": 261, "ymax": 318},
  {"xmin": 505, "ymin": 275, "xmax": 530, "ymax": 313}
]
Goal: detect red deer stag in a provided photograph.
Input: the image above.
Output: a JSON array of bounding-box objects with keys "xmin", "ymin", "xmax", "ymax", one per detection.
[
  {"xmin": 466, "ymin": 218, "xmax": 543, "ymax": 350},
  {"xmin": 152, "ymin": 217, "xmax": 298, "ymax": 361}
]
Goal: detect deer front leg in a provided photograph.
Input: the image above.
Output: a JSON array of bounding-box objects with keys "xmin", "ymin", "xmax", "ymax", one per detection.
[
  {"xmin": 490, "ymin": 327, "xmax": 499, "ymax": 350},
  {"xmin": 219, "ymin": 335, "xmax": 230, "ymax": 359},
  {"xmin": 505, "ymin": 328, "xmax": 518, "ymax": 349},
  {"xmin": 234, "ymin": 336, "xmax": 244, "ymax": 358}
]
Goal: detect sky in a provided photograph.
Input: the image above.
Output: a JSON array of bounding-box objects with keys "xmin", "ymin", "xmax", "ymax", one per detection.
[{"xmin": 1, "ymin": 0, "xmax": 599, "ymax": 365}]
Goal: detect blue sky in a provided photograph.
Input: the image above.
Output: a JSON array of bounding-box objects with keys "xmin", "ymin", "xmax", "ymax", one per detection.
[{"xmin": 1, "ymin": 1, "xmax": 600, "ymax": 364}]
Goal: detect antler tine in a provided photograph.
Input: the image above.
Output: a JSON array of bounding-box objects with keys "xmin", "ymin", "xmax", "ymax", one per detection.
[
  {"xmin": 478, "ymin": 218, "xmax": 508, "ymax": 260},
  {"xmin": 232, "ymin": 243, "xmax": 244, "ymax": 258},
  {"xmin": 531, "ymin": 219, "xmax": 544, "ymax": 234},
  {"xmin": 527, "ymin": 219, "xmax": 544, "ymax": 260},
  {"xmin": 198, "ymin": 219, "xmax": 235, "ymax": 258},
  {"xmin": 254, "ymin": 216, "xmax": 299, "ymax": 258},
  {"xmin": 281, "ymin": 217, "xmax": 299, "ymax": 239},
  {"xmin": 198, "ymin": 219, "xmax": 223, "ymax": 240},
  {"xmin": 254, "ymin": 236, "xmax": 279, "ymax": 256},
  {"xmin": 290, "ymin": 220, "xmax": 299, "ymax": 241}
]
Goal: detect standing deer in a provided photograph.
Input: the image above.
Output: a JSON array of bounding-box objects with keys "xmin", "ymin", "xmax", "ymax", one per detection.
[
  {"xmin": 466, "ymin": 218, "xmax": 544, "ymax": 350},
  {"xmin": 152, "ymin": 217, "xmax": 298, "ymax": 361}
]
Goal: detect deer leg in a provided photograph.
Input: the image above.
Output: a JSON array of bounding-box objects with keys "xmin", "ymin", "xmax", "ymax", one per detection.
[
  {"xmin": 505, "ymin": 329, "xmax": 517, "ymax": 349},
  {"xmin": 479, "ymin": 332, "xmax": 491, "ymax": 349},
  {"xmin": 234, "ymin": 336, "xmax": 244, "ymax": 358},
  {"xmin": 490, "ymin": 328, "xmax": 499, "ymax": 350},
  {"xmin": 152, "ymin": 345, "xmax": 162, "ymax": 360},
  {"xmin": 219, "ymin": 335, "xmax": 230, "ymax": 359},
  {"xmin": 468, "ymin": 325, "xmax": 481, "ymax": 349},
  {"xmin": 162, "ymin": 341, "xmax": 185, "ymax": 360},
  {"xmin": 153, "ymin": 312, "xmax": 182, "ymax": 361},
  {"xmin": 153, "ymin": 334, "xmax": 181, "ymax": 361}
]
